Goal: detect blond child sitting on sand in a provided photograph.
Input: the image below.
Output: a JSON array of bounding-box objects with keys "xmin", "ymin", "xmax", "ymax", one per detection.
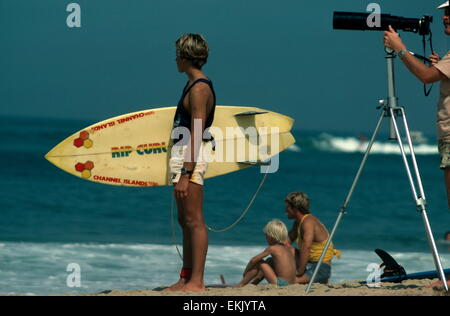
[{"xmin": 237, "ymin": 220, "xmax": 296, "ymax": 287}]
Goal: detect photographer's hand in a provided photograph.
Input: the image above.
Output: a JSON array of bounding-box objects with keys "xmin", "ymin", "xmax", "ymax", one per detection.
[
  {"xmin": 383, "ymin": 26, "xmax": 446, "ymax": 85},
  {"xmin": 429, "ymin": 52, "xmax": 441, "ymax": 66},
  {"xmin": 383, "ymin": 25, "xmax": 406, "ymax": 52}
]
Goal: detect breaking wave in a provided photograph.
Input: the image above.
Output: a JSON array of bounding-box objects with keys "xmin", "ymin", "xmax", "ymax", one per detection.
[{"xmin": 294, "ymin": 133, "xmax": 438, "ymax": 155}]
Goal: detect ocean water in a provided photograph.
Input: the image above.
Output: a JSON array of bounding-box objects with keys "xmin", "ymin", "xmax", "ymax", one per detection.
[{"xmin": 1, "ymin": 116, "xmax": 450, "ymax": 295}]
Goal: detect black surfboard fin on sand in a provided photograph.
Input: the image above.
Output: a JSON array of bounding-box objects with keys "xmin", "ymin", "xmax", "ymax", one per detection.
[{"xmin": 375, "ymin": 249, "xmax": 407, "ymax": 282}]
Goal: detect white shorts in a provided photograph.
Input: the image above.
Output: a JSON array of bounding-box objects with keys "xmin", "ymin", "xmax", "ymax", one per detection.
[{"xmin": 169, "ymin": 143, "xmax": 209, "ymax": 186}]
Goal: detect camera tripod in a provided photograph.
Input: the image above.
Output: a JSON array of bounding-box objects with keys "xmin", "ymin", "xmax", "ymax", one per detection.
[{"xmin": 306, "ymin": 49, "xmax": 449, "ymax": 293}]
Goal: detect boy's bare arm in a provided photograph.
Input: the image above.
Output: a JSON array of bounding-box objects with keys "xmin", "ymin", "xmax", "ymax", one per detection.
[
  {"xmin": 297, "ymin": 220, "xmax": 314, "ymax": 276},
  {"xmin": 184, "ymin": 84, "xmax": 209, "ymax": 171},
  {"xmin": 244, "ymin": 247, "xmax": 273, "ymax": 273}
]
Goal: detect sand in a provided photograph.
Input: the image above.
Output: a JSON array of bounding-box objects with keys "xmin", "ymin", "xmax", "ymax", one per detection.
[{"xmin": 73, "ymin": 279, "xmax": 449, "ymax": 296}]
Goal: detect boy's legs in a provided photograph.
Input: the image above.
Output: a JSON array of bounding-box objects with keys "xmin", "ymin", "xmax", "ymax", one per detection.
[
  {"xmin": 165, "ymin": 144, "xmax": 208, "ymax": 292},
  {"xmin": 179, "ymin": 196, "xmax": 193, "ymax": 275},
  {"xmin": 238, "ymin": 260, "xmax": 276, "ymax": 287},
  {"xmin": 165, "ymin": 182, "xmax": 207, "ymax": 292},
  {"xmin": 164, "ymin": 189, "xmax": 191, "ymax": 291},
  {"xmin": 259, "ymin": 262, "xmax": 277, "ymax": 285},
  {"xmin": 181, "ymin": 182, "xmax": 208, "ymax": 292},
  {"xmin": 250, "ymin": 257, "xmax": 273, "ymax": 285},
  {"xmin": 237, "ymin": 266, "xmax": 260, "ymax": 287},
  {"xmin": 251, "ymin": 269, "xmax": 265, "ymax": 285}
]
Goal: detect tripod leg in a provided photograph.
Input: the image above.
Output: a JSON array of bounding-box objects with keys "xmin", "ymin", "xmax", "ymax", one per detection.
[
  {"xmin": 389, "ymin": 108, "xmax": 449, "ymax": 291},
  {"xmin": 399, "ymin": 108, "xmax": 426, "ymax": 199},
  {"xmin": 388, "ymin": 108, "xmax": 420, "ymax": 200},
  {"xmin": 305, "ymin": 110, "xmax": 385, "ymax": 293}
]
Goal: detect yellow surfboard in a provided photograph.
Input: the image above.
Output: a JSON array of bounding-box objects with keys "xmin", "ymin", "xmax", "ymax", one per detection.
[{"xmin": 45, "ymin": 106, "xmax": 295, "ymax": 187}]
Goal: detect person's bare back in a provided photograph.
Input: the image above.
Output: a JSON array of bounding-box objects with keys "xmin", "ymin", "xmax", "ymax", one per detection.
[
  {"xmin": 237, "ymin": 220, "xmax": 297, "ymax": 287},
  {"xmin": 302, "ymin": 215, "xmax": 329, "ymax": 244},
  {"xmin": 268, "ymin": 244, "xmax": 296, "ymax": 284}
]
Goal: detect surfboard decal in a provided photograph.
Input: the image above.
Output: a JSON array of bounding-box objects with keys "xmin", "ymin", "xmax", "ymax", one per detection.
[
  {"xmin": 111, "ymin": 146, "xmax": 134, "ymax": 158},
  {"xmin": 73, "ymin": 131, "xmax": 93, "ymax": 149},
  {"xmin": 111, "ymin": 142, "xmax": 169, "ymax": 159},
  {"xmin": 89, "ymin": 110, "xmax": 156, "ymax": 133},
  {"xmin": 90, "ymin": 175, "xmax": 159, "ymax": 187},
  {"xmin": 75, "ymin": 161, "xmax": 95, "ymax": 179}
]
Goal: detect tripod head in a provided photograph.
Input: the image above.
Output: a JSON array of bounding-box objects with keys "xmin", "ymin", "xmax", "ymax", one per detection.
[
  {"xmin": 384, "ymin": 47, "xmax": 395, "ymax": 55},
  {"xmin": 379, "ymin": 48, "xmax": 401, "ymax": 140}
]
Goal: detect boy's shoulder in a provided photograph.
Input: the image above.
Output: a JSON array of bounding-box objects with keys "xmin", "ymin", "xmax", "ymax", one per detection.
[{"xmin": 268, "ymin": 244, "xmax": 290, "ymax": 255}]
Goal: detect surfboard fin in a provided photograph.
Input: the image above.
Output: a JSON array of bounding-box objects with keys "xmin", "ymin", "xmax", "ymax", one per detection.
[
  {"xmin": 234, "ymin": 111, "xmax": 269, "ymax": 117},
  {"xmin": 375, "ymin": 249, "xmax": 407, "ymax": 282},
  {"xmin": 237, "ymin": 160, "xmax": 271, "ymax": 166}
]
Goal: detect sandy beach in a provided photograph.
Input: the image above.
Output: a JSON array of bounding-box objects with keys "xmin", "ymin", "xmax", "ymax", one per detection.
[{"xmin": 70, "ymin": 279, "xmax": 449, "ymax": 296}]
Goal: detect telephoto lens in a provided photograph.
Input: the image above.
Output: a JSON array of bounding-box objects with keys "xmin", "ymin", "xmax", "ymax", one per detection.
[{"xmin": 333, "ymin": 12, "xmax": 432, "ymax": 36}]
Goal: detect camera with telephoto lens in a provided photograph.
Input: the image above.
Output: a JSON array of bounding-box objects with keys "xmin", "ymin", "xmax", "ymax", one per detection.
[{"xmin": 333, "ymin": 12, "xmax": 433, "ymax": 36}]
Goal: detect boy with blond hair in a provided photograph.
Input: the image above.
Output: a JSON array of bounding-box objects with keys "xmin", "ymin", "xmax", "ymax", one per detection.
[
  {"xmin": 237, "ymin": 220, "xmax": 296, "ymax": 287},
  {"xmin": 166, "ymin": 33, "xmax": 216, "ymax": 292}
]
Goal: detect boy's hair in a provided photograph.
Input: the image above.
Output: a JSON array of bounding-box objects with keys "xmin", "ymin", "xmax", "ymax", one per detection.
[
  {"xmin": 285, "ymin": 192, "xmax": 310, "ymax": 214},
  {"xmin": 263, "ymin": 219, "xmax": 288, "ymax": 244},
  {"xmin": 175, "ymin": 33, "xmax": 209, "ymax": 69}
]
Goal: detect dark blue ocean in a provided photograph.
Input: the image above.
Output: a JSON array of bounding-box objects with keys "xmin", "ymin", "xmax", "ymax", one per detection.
[{"xmin": 1, "ymin": 116, "xmax": 449, "ymax": 295}]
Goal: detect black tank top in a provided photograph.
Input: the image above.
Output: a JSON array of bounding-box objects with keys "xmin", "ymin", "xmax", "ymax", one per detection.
[{"xmin": 172, "ymin": 78, "xmax": 216, "ymax": 145}]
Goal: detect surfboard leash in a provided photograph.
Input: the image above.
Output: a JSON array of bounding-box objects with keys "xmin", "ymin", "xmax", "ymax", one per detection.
[
  {"xmin": 170, "ymin": 194, "xmax": 184, "ymax": 261},
  {"xmin": 205, "ymin": 172, "xmax": 268, "ymax": 233},
  {"xmin": 169, "ymin": 171, "xmax": 269, "ymax": 262}
]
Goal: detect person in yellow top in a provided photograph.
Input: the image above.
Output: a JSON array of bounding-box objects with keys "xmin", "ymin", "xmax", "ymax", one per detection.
[{"xmin": 284, "ymin": 192, "xmax": 340, "ymax": 284}]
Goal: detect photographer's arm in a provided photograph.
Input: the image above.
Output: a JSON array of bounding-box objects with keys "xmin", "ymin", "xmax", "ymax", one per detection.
[
  {"xmin": 399, "ymin": 51, "xmax": 446, "ymax": 84},
  {"xmin": 384, "ymin": 26, "xmax": 446, "ymax": 84}
]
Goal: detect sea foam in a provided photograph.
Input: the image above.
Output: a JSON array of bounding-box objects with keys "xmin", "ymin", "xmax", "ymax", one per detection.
[{"xmin": 0, "ymin": 242, "xmax": 448, "ymax": 295}]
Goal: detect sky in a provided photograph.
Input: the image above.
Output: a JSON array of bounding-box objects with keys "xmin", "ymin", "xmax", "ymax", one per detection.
[{"xmin": 1, "ymin": 0, "xmax": 449, "ymax": 134}]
